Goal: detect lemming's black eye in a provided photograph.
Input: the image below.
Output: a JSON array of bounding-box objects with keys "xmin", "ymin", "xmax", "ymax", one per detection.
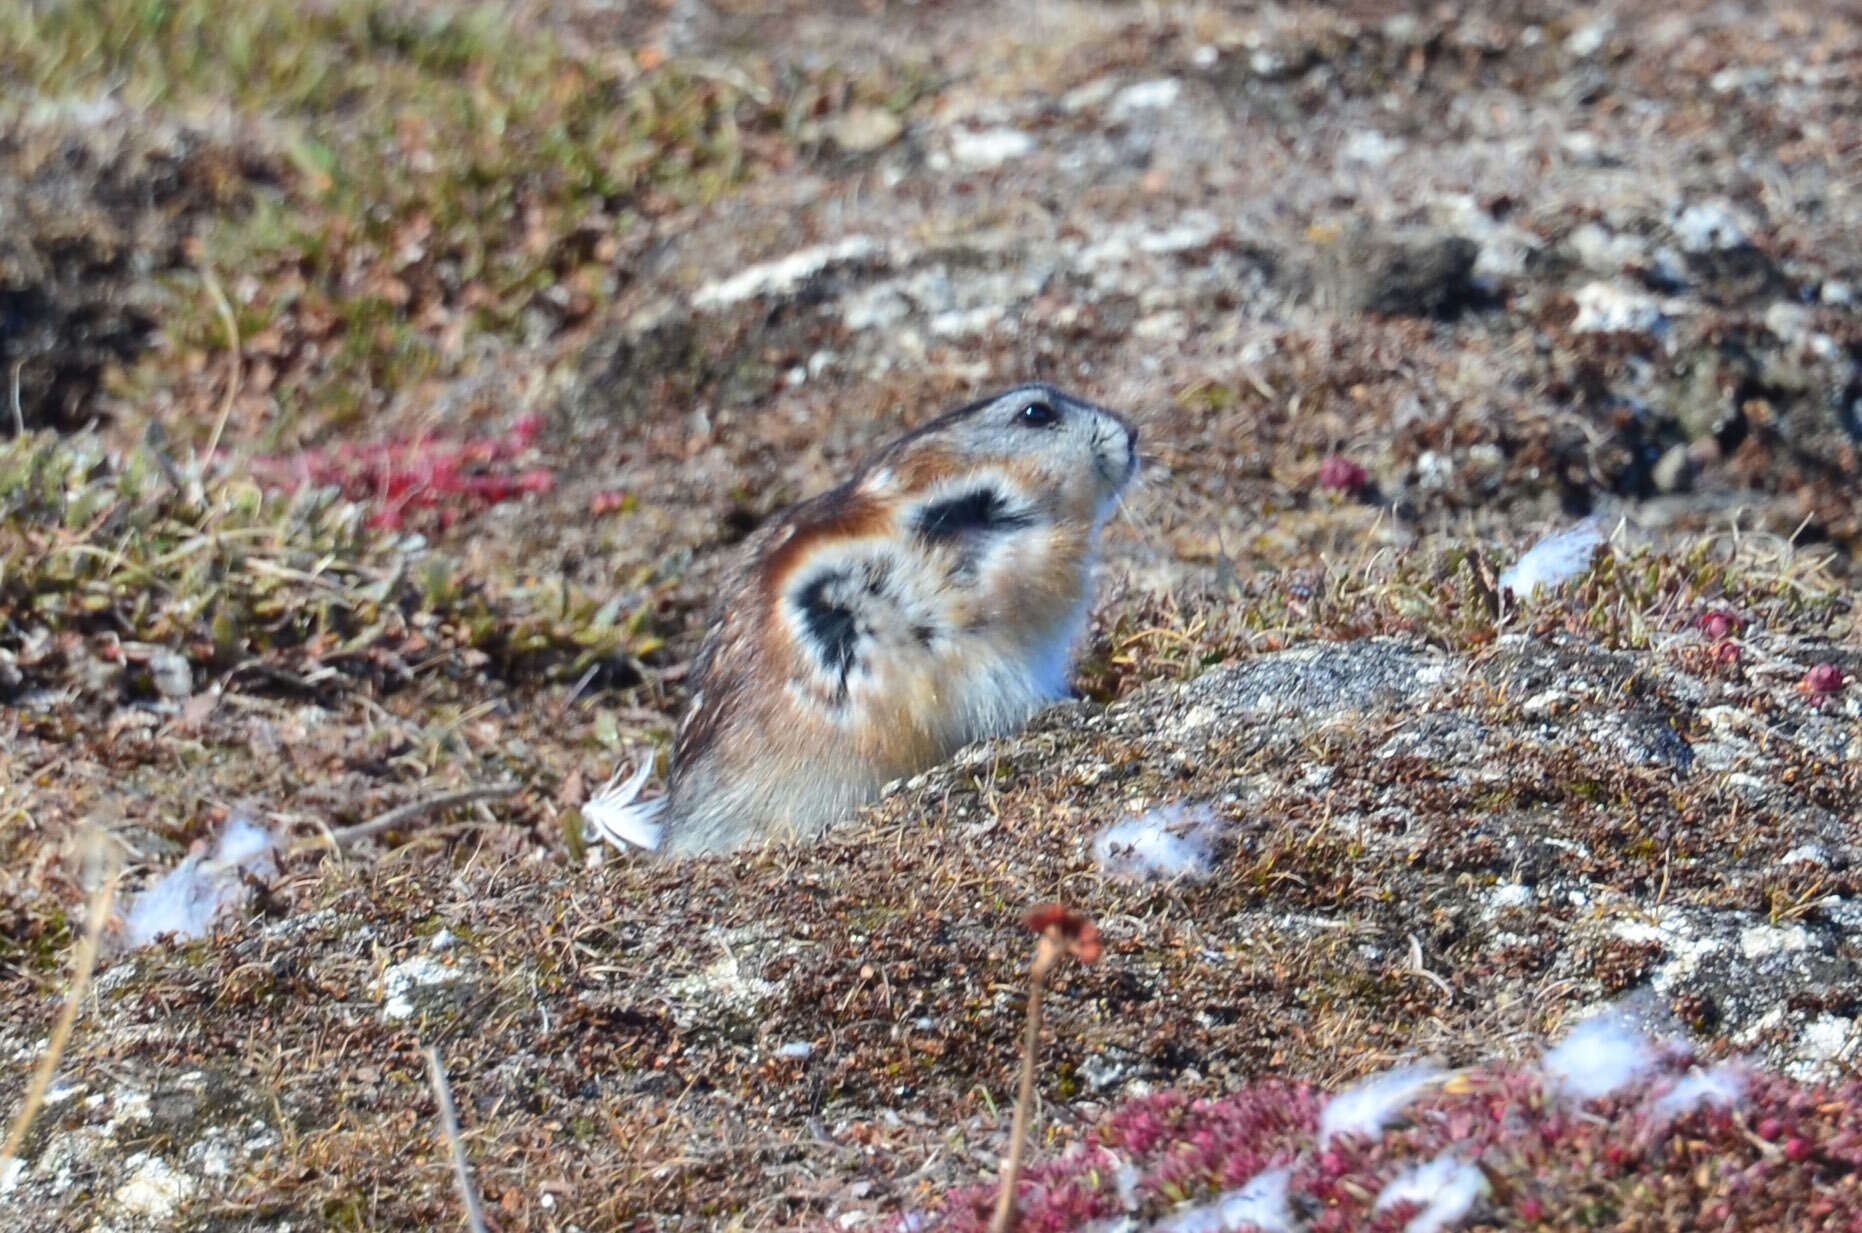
[{"xmin": 1017, "ymin": 400, "xmax": 1060, "ymax": 428}]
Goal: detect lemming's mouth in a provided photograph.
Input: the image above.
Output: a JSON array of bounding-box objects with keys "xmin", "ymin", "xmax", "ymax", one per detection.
[{"xmin": 1094, "ymin": 421, "xmax": 1140, "ymax": 490}]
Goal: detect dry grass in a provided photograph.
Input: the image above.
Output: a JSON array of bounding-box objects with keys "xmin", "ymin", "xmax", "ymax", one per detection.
[{"xmin": 0, "ymin": 834, "xmax": 119, "ymax": 1167}]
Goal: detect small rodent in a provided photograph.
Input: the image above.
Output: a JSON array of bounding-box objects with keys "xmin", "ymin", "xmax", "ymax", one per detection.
[{"xmin": 588, "ymin": 383, "xmax": 1139, "ymax": 856}]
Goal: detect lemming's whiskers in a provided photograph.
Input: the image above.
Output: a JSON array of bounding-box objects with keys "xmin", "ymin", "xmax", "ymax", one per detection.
[{"xmin": 1113, "ymin": 490, "xmax": 1162, "ymax": 556}]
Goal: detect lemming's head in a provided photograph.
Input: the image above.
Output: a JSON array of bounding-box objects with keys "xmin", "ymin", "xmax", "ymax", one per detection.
[{"xmin": 856, "ymin": 383, "xmax": 1139, "ymax": 527}]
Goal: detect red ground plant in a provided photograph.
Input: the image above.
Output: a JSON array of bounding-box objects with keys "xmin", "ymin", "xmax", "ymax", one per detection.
[
  {"xmin": 247, "ymin": 414, "xmax": 553, "ymax": 530},
  {"xmin": 905, "ymin": 1045, "xmax": 1862, "ymax": 1233},
  {"xmin": 1800, "ymin": 662, "xmax": 1846, "ymax": 706},
  {"xmin": 1316, "ymin": 455, "xmax": 1368, "ymax": 496}
]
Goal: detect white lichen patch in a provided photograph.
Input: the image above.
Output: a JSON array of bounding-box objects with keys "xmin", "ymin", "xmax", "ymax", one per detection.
[
  {"xmin": 379, "ymin": 954, "xmax": 463, "ymax": 1021},
  {"xmin": 1571, "ymin": 281, "xmax": 1668, "ymax": 334},
  {"xmin": 1738, "ymin": 922, "xmax": 1814, "ymax": 961},
  {"xmin": 1791, "ymin": 1014, "xmax": 1859, "ymax": 1080},
  {"xmin": 1672, "ymin": 201, "xmax": 1750, "ymax": 253},
  {"xmin": 664, "ymin": 928, "xmax": 781, "ymax": 1014},
  {"xmin": 185, "ymin": 1120, "xmax": 280, "ymax": 1179},
  {"xmin": 691, "ymin": 237, "xmax": 882, "ymax": 309},
  {"xmin": 1486, "ymin": 882, "xmax": 1534, "ymax": 912},
  {"xmin": 1608, "ymin": 908, "xmax": 1722, "ymax": 992},
  {"xmin": 1109, "ymin": 78, "xmax": 1182, "ymax": 118},
  {"xmin": 111, "ymin": 1153, "xmax": 197, "ymax": 1221}
]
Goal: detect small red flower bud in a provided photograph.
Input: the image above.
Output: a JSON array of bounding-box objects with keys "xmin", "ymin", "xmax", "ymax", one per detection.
[
  {"xmin": 1802, "ymin": 662, "xmax": 1845, "ymax": 696},
  {"xmin": 1317, "ymin": 455, "xmax": 1368, "ymax": 494},
  {"xmin": 1023, "ymin": 904, "xmax": 1102, "ymax": 964},
  {"xmin": 1697, "ymin": 608, "xmax": 1743, "ymax": 640}
]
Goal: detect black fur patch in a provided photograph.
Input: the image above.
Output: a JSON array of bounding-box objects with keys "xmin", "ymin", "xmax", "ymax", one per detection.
[
  {"xmin": 915, "ymin": 487, "xmax": 1034, "ymax": 541},
  {"xmin": 794, "ymin": 571, "xmax": 860, "ymax": 683}
]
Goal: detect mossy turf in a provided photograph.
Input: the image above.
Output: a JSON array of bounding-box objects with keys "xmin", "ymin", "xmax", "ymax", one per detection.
[{"xmin": 2, "ymin": 0, "xmax": 924, "ymax": 443}]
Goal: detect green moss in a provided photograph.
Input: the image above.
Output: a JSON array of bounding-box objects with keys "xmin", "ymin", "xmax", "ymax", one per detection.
[
  {"xmin": 2, "ymin": 0, "xmax": 923, "ymax": 443},
  {"xmin": 0, "ymin": 430, "xmax": 664, "ymax": 684},
  {"xmin": 0, "ymin": 902, "xmax": 72, "ymax": 977}
]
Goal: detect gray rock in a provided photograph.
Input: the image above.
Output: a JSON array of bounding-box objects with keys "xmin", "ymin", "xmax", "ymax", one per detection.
[
  {"xmin": 1318, "ymin": 225, "xmax": 1481, "ymax": 317},
  {"xmin": 1177, "ymin": 638, "xmax": 1459, "ymax": 725}
]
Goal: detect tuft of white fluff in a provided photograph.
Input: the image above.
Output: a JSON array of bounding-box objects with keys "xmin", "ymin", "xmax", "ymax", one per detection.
[
  {"xmin": 122, "ymin": 817, "xmax": 279, "ymax": 948},
  {"xmin": 1319, "ymin": 1063, "xmax": 1446, "ymax": 1144},
  {"xmin": 583, "ymin": 760, "xmax": 664, "ymax": 852},
  {"xmin": 1158, "ymin": 1166, "xmax": 1293, "ymax": 1233},
  {"xmin": 1093, "ymin": 802, "xmax": 1223, "ymax": 882},
  {"xmin": 1541, "ymin": 1012, "xmax": 1656, "ymax": 1101},
  {"xmin": 1498, "ymin": 521, "xmax": 1604, "ymax": 599},
  {"xmin": 1650, "ymin": 1062, "xmax": 1746, "ymax": 1120},
  {"xmin": 1372, "ymin": 1155, "xmax": 1488, "ymax": 1233}
]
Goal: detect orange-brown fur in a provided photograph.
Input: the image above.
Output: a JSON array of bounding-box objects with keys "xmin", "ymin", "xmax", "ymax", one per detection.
[{"xmin": 590, "ymin": 384, "xmax": 1138, "ymax": 856}]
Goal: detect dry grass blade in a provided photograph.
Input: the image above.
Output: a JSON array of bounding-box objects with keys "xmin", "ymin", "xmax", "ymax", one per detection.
[
  {"xmin": 198, "ymin": 260, "xmax": 241, "ymax": 464},
  {"xmin": 1, "ymin": 836, "xmax": 123, "ymax": 1169},
  {"xmin": 289, "ymin": 786, "xmax": 521, "ymax": 858},
  {"xmin": 424, "ymin": 1044, "xmax": 489, "ymax": 1233},
  {"xmin": 991, "ymin": 906, "xmax": 1103, "ymax": 1233},
  {"xmin": 989, "ymin": 959, "xmax": 1048, "ymax": 1233}
]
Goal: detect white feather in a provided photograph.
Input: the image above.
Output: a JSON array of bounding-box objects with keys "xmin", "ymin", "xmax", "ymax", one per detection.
[
  {"xmin": 1093, "ymin": 803, "xmax": 1224, "ymax": 882},
  {"xmin": 1159, "ymin": 1167, "xmax": 1293, "ymax": 1233},
  {"xmin": 1650, "ymin": 1062, "xmax": 1746, "ymax": 1120},
  {"xmin": 123, "ymin": 817, "xmax": 280, "ymax": 948},
  {"xmin": 1320, "ymin": 1063, "xmax": 1446, "ymax": 1144},
  {"xmin": 583, "ymin": 759, "xmax": 664, "ymax": 852},
  {"xmin": 1498, "ymin": 520, "xmax": 1605, "ymax": 599},
  {"xmin": 1541, "ymin": 1012, "xmax": 1656, "ymax": 1101},
  {"xmin": 1372, "ymin": 1155, "xmax": 1488, "ymax": 1233}
]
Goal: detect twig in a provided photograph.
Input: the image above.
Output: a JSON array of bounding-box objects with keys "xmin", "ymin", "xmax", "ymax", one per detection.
[
  {"xmin": 423, "ymin": 1045, "xmax": 489, "ymax": 1233},
  {"xmin": 8, "ymin": 359, "xmax": 23, "ymax": 436},
  {"xmin": 199, "ymin": 261, "xmax": 242, "ymax": 464},
  {"xmin": 989, "ymin": 907, "xmax": 1101, "ymax": 1233},
  {"xmin": 290, "ymin": 786, "xmax": 519, "ymax": 857},
  {"xmin": 990, "ymin": 952, "xmax": 1050, "ymax": 1233},
  {"xmin": 555, "ymin": 662, "xmax": 601, "ymax": 717},
  {"xmin": 1, "ymin": 838, "xmax": 123, "ymax": 1169}
]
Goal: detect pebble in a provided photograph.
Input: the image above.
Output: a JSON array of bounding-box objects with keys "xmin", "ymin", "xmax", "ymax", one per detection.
[
  {"xmin": 1673, "ymin": 202, "xmax": 1749, "ymax": 253},
  {"xmin": 1110, "ymin": 78, "xmax": 1182, "ymax": 118},
  {"xmin": 948, "ymin": 127, "xmax": 1035, "ymax": 168},
  {"xmin": 1572, "ymin": 282, "xmax": 1666, "ymax": 334}
]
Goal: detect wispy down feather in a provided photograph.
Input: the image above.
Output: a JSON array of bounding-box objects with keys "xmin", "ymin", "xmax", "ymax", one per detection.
[
  {"xmin": 1498, "ymin": 520, "xmax": 1606, "ymax": 599},
  {"xmin": 123, "ymin": 817, "xmax": 279, "ymax": 948},
  {"xmin": 583, "ymin": 760, "xmax": 664, "ymax": 852}
]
